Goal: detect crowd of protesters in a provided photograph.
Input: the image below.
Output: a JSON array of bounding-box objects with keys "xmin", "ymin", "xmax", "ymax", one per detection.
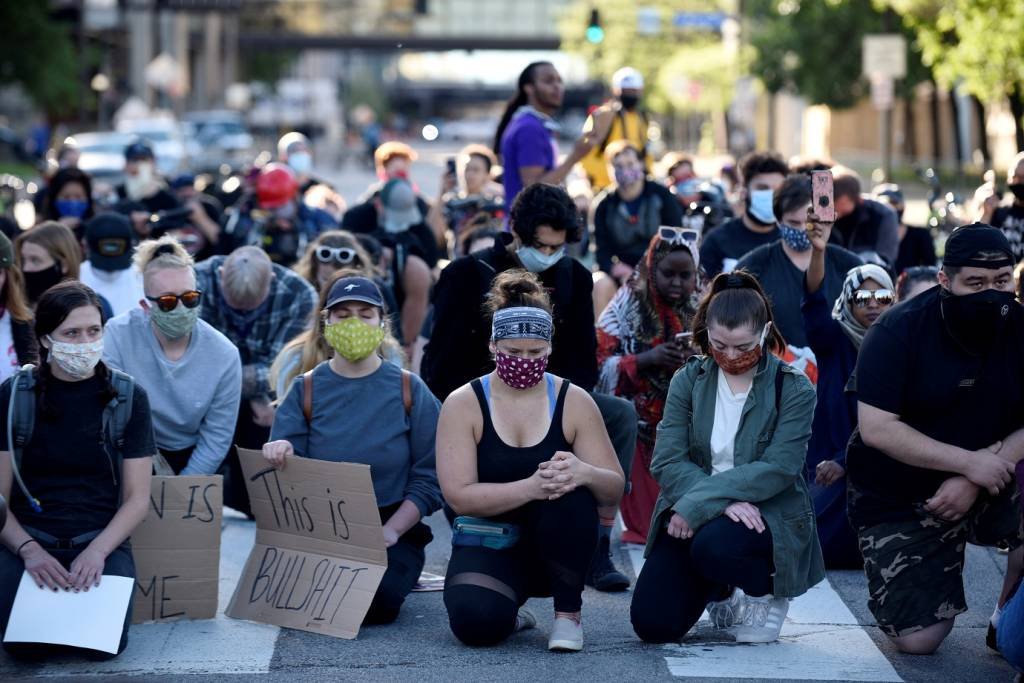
[{"xmin": 0, "ymin": 60, "xmax": 1019, "ymax": 673}]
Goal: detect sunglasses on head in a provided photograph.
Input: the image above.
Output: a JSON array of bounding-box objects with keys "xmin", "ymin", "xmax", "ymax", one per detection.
[
  {"xmin": 146, "ymin": 289, "xmax": 203, "ymax": 312},
  {"xmin": 658, "ymin": 225, "xmax": 701, "ymax": 245},
  {"xmin": 852, "ymin": 289, "xmax": 895, "ymax": 307},
  {"xmin": 315, "ymin": 246, "xmax": 358, "ymax": 265}
]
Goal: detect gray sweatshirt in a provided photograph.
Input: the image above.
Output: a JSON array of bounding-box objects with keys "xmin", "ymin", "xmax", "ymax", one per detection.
[
  {"xmin": 271, "ymin": 360, "xmax": 442, "ymax": 518},
  {"xmin": 103, "ymin": 308, "xmax": 242, "ymax": 475}
]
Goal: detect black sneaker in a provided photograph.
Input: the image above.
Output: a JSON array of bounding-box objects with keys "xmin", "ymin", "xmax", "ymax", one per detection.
[{"xmin": 586, "ymin": 532, "xmax": 630, "ymax": 592}]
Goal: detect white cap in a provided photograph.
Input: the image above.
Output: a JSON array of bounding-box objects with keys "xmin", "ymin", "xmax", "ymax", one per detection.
[{"xmin": 612, "ymin": 67, "xmax": 644, "ymax": 92}]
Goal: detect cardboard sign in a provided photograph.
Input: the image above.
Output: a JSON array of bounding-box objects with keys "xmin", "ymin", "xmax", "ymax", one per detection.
[
  {"xmin": 226, "ymin": 448, "xmax": 387, "ymax": 640},
  {"xmin": 131, "ymin": 475, "xmax": 223, "ymax": 623}
]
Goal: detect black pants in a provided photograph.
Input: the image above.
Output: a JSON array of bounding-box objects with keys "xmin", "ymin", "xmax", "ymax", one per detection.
[
  {"xmin": 219, "ymin": 400, "xmax": 271, "ymax": 517},
  {"xmin": 363, "ymin": 507, "xmax": 432, "ymax": 626},
  {"xmin": 443, "ymin": 489, "xmax": 598, "ymax": 647},
  {"xmin": 631, "ymin": 516, "xmax": 775, "ymax": 643},
  {"xmin": 0, "ymin": 541, "xmax": 135, "ymax": 660}
]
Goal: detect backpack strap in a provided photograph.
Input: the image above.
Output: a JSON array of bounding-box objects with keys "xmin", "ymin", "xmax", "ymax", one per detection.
[
  {"xmin": 401, "ymin": 369, "xmax": 413, "ymax": 416},
  {"xmin": 302, "ymin": 370, "xmax": 314, "ymax": 424}
]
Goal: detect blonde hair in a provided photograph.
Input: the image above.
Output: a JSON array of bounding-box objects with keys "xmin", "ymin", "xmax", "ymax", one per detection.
[
  {"xmin": 133, "ymin": 235, "xmax": 194, "ymax": 287},
  {"xmin": 222, "ymin": 246, "xmax": 272, "ymax": 306},
  {"xmin": 15, "ymin": 221, "xmax": 82, "ymax": 280},
  {"xmin": 268, "ymin": 269, "xmax": 405, "ymax": 403}
]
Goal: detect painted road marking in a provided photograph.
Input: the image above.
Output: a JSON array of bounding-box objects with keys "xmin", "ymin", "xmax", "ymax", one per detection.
[{"xmin": 0, "ymin": 516, "xmax": 279, "ymax": 677}]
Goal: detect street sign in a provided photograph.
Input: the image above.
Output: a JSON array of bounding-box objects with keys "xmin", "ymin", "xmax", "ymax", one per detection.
[{"xmin": 862, "ymin": 34, "xmax": 907, "ymax": 79}]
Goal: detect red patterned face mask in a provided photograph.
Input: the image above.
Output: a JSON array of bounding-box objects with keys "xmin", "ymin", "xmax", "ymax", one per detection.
[{"xmin": 494, "ymin": 350, "xmax": 548, "ymax": 389}]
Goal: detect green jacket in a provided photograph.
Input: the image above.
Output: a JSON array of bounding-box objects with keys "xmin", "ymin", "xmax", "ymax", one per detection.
[{"xmin": 646, "ymin": 353, "xmax": 825, "ymax": 598}]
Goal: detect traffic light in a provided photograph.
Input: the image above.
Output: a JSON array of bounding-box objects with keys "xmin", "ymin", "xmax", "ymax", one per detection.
[{"xmin": 586, "ymin": 8, "xmax": 604, "ymax": 44}]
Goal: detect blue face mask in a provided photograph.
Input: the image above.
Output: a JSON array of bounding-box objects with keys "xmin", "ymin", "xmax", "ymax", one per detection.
[
  {"xmin": 55, "ymin": 198, "xmax": 88, "ymax": 219},
  {"xmin": 517, "ymin": 246, "xmax": 565, "ymax": 273},
  {"xmin": 779, "ymin": 223, "xmax": 812, "ymax": 251},
  {"xmin": 747, "ymin": 189, "xmax": 775, "ymax": 224}
]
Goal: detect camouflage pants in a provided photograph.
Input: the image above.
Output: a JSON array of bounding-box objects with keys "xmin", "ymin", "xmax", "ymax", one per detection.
[{"xmin": 853, "ymin": 485, "xmax": 1021, "ymax": 638}]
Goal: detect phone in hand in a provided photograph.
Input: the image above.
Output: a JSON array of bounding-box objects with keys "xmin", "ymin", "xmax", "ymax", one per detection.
[{"xmin": 811, "ymin": 170, "xmax": 835, "ymax": 223}]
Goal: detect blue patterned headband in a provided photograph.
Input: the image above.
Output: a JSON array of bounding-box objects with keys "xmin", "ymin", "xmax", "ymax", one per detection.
[{"xmin": 491, "ymin": 306, "xmax": 553, "ymax": 342}]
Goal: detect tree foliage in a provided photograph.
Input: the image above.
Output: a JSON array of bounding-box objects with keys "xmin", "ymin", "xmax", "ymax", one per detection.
[{"xmin": 0, "ymin": 3, "xmax": 81, "ymax": 120}]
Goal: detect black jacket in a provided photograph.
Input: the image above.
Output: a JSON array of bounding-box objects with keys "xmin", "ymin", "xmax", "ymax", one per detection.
[{"xmin": 421, "ymin": 234, "xmax": 598, "ymax": 400}]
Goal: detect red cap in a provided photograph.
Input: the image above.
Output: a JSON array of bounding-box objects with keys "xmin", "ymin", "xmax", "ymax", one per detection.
[{"xmin": 256, "ymin": 163, "xmax": 299, "ymax": 209}]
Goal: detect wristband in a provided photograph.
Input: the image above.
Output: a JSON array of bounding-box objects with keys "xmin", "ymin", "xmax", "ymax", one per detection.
[{"xmin": 16, "ymin": 538, "xmax": 38, "ymax": 557}]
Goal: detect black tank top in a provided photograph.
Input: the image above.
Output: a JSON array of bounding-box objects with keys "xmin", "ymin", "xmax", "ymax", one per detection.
[{"xmin": 470, "ymin": 375, "xmax": 572, "ymax": 486}]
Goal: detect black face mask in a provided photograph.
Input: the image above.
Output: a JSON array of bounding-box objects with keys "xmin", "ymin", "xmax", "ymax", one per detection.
[
  {"xmin": 940, "ymin": 286, "xmax": 1016, "ymax": 353},
  {"xmin": 619, "ymin": 94, "xmax": 640, "ymax": 111},
  {"xmin": 1009, "ymin": 183, "xmax": 1024, "ymax": 202},
  {"xmin": 24, "ymin": 264, "xmax": 63, "ymax": 303}
]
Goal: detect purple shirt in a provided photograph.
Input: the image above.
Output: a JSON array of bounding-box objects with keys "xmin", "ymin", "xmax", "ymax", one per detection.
[{"xmin": 501, "ymin": 110, "xmax": 559, "ymax": 206}]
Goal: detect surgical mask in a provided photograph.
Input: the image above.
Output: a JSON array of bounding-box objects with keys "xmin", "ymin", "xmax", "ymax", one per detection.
[
  {"xmin": 779, "ymin": 223, "xmax": 812, "ymax": 251},
  {"xmin": 516, "ymin": 246, "xmax": 564, "ymax": 273},
  {"xmin": 24, "ymin": 264, "xmax": 63, "ymax": 302},
  {"xmin": 619, "ymin": 94, "xmax": 640, "ymax": 111},
  {"xmin": 746, "ymin": 189, "xmax": 775, "ymax": 225},
  {"xmin": 46, "ymin": 336, "xmax": 104, "ymax": 379},
  {"xmin": 150, "ymin": 303, "xmax": 200, "ymax": 340},
  {"xmin": 324, "ymin": 317, "xmax": 385, "ymax": 362},
  {"xmin": 940, "ymin": 287, "xmax": 1015, "ymax": 353},
  {"xmin": 288, "ymin": 152, "xmax": 312, "ymax": 175},
  {"xmin": 1009, "ymin": 183, "xmax": 1024, "ymax": 202},
  {"xmin": 710, "ymin": 324, "xmax": 769, "ymax": 376},
  {"xmin": 125, "ymin": 162, "xmax": 155, "ymax": 201},
  {"xmin": 494, "ymin": 350, "xmax": 548, "ymax": 390},
  {"xmin": 614, "ymin": 166, "xmax": 644, "ymax": 188},
  {"xmin": 55, "ymin": 198, "xmax": 88, "ymax": 219}
]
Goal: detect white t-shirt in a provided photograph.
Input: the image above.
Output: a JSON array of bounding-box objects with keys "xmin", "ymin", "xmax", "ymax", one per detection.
[
  {"xmin": 79, "ymin": 261, "xmax": 145, "ymax": 318},
  {"xmin": 710, "ymin": 370, "xmax": 750, "ymax": 474},
  {"xmin": 0, "ymin": 311, "xmax": 18, "ymax": 383}
]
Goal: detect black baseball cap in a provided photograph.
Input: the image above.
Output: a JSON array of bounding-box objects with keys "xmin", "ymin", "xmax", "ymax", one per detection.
[
  {"xmin": 325, "ymin": 276, "xmax": 384, "ymax": 310},
  {"xmin": 85, "ymin": 213, "xmax": 134, "ymax": 271},
  {"xmin": 125, "ymin": 140, "xmax": 155, "ymax": 161}
]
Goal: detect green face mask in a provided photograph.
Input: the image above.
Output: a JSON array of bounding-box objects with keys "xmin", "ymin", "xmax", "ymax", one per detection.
[
  {"xmin": 324, "ymin": 316, "xmax": 385, "ymax": 362},
  {"xmin": 150, "ymin": 304, "xmax": 200, "ymax": 340}
]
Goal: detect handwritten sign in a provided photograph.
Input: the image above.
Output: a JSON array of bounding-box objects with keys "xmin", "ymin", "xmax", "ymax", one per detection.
[
  {"xmin": 131, "ymin": 475, "xmax": 222, "ymax": 623},
  {"xmin": 226, "ymin": 448, "xmax": 386, "ymax": 640}
]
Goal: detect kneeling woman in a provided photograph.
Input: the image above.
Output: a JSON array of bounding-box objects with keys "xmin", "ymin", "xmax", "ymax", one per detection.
[
  {"xmin": 631, "ymin": 271, "xmax": 823, "ymax": 644},
  {"xmin": 263, "ymin": 275, "xmax": 441, "ymax": 625},
  {"xmin": 437, "ymin": 271, "xmax": 624, "ymax": 652},
  {"xmin": 0, "ymin": 281, "xmax": 155, "ymax": 659}
]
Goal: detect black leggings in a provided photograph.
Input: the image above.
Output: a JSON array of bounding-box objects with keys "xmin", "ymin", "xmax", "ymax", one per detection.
[
  {"xmin": 0, "ymin": 541, "xmax": 135, "ymax": 660},
  {"xmin": 444, "ymin": 489, "xmax": 598, "ymax": 646},
  {"xmin": 631, "ymin": 515, "xmax": 775, "ymax": 643}
]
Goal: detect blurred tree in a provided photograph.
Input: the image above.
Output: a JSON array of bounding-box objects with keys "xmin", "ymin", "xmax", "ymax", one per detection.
[{"xmin": 0, "ymin": 3, "xmax": 81, "ymax": 121}]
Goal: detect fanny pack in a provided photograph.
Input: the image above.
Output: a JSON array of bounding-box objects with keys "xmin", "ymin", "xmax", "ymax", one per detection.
[{"xmin": 451, "ymin": 516, "xmax": 519, "ymax": 550}]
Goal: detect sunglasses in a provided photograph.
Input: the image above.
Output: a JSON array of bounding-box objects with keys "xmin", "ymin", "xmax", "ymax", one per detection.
[
  {"xmin": 658, "ymin": 225, "xmax": 701, "ymax": 245},
  {"xmin": 146, "ymin": 289, "xmax": 203, "ymax": 312},
  {"xmin": 315, "ymin": 246, "xmax": 359, "ymax": 265},
  {"xmin": 851, "ymin": 289, "xmax": 895, "ymax": 307}
]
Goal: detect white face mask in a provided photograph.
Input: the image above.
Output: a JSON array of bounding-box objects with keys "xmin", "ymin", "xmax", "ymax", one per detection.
[
  {"xmin": 46, "ymin": 335, "xmax": 104, "ymax": 379},
  {"xmin": 125, "ymin": 162, "xmax": 156, "ymax": 201}
]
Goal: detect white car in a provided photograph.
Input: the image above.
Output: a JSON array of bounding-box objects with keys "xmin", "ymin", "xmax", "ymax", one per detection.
[{"xmin": 116, "ymin": 118, "xmax": 189, "ymax": 177}]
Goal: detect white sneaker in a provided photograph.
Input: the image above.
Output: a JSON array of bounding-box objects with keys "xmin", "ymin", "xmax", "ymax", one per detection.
[
  {"xmin": 733, "ymin": 595, "xmax": 789, "ymax": 643},
  {"xmin": 515, "ymin": 608, "xmax": 537, "ymax": 632},
  {"xmin": 548, "ymin": 616, "xmax": 584, "ymax": 652},
  {"xmin": 707, "ymin": 587, "xmax": 746, "ymax": 629}
]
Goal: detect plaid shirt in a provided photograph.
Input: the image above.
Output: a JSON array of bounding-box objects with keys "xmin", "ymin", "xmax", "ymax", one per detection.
[{"xmin": 195, "ymin": 256, "xmax": 317, "ymax": 400}]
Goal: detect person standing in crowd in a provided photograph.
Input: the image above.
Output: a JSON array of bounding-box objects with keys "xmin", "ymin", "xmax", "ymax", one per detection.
[
  {"xmin": 846, "ymin": 224, "xmax": 1023, "ymax": 655},
  {"xmin": 699, "ymin": 152, "xmax": 789, "ymax": 278},
  {"xmin": 494, "ymin": 62, "xmax": 594, "ymax": 205},
  {"xmin": 802, "ymin": 253, "xmax": 894, "ymax": 568},
  {"xmin": 426, "ymin": 144, "xmax": 504, "ymax": 252},
  {"xmin": 631, "ymin": 272, "xmax": 823, "ymax": 645},
  {"xmin": 104, "ymin": 236, "xmax": 241, "ymax": 475},
  {"xmin": 438, "ymin": 270, "xmax": 624, "ymax": 651},
  {"xmin": 591, "ymin": 140, "xmax": 683, "ymax": 318},
  {"xmin": 578, "ymin": 67, "xmax": 652, "ymax": 192},
  {"xmin": 263, "ymin": 275, "xmax": 441, "ymax": 625},
  {"xmin": 895, "ymin": 265, "xmax": 938, "ymax": 301},
  {"xmin": 874, "ymin": 183, "xmax": 936, "ymax": 275},
  {"xmin": 78, "ymin": 214, "xmax": 145, "ymax": 319},
  {"xmin": 0, "ymin": 232, "xmax": 37, "ymax": 383},
  {"xmin": 0, "ymin": 281, "xmax": 155, "ymax": 659},
  {"xmin": 979, "ymin": 151, "xmax": 1024, "ymax": 262},
  {"xmin": 39, "ymin": 168, "xmax": 94, "ymax": 243},
  {"xmin": 195, "ymin": 246, "xmax": 316, "ymax": 516},
  {"xmin": 830, "ymin": 167, "xmax": 899, "ymax": 267},
  {"xmin": 15, "ymin": 222, "xmax": 84, "ymax": 308},
  {"xmin": 596, "ymin": 228, "xmax": 700, "ymax": 543},
  {"xmin": 737, "ymin": 174, "xmax": 862, "ymax": 351},
  {"xmin": 422, "ymin": 182, "xmax": 636, "ymax": 592},
  {"xmin": 115, "ymin": 141, "xmax": 180, "ymax": 238}
]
